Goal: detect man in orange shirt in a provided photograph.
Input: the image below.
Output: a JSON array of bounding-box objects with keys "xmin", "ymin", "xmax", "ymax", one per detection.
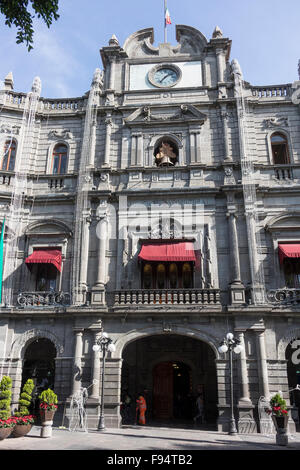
[{"xmin": 136, "ymin": 392, "xmax": 147, "ymax": 425}]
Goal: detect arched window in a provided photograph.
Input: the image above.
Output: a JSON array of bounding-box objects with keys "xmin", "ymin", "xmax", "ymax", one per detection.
[
  {"xmin": 51, "ymin": 144, "xmax": 68, "ymax": 174},
  {"xmin": 1, "ymin": 139, "xmax": 16, "ymax": 171},
  {"xmin": 271, "ymin": 133, "xmax": 290, "ymax": 165},
  {"xmin": 143, "ymin": 264, "xmax": 153, "ymax": 289},
  {"xmin": 157, "ymin": 263, "xmax": 166, "ymax": 289},
  {"xmin": 169, "ymin": 263, "xmax": 178, "ymax": 289},
  {"xmin": 154, "ymin": 139, "xmax": 178, "ymax": 167},
  {"xmin": 182, "ymin": 263, "xmax": 192, "ymax": 288}
]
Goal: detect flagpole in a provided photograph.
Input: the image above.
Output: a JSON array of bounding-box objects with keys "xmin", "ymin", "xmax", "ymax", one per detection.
[{"xmin": 164, "ymin": 0, "xmax": 167, "ymax": 43}]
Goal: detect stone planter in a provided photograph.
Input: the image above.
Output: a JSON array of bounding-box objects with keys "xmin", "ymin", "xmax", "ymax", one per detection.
[
  {"xmin": 0, "ymin": 427, "xmax": 13, "ymax": 440},
  {"xmin": 12, "ymin": 423, "xmax": 32, "ymax": 438},
  {"xmin": 40, "ymin": 409, "xmax": 56, "ymax": 438},
  {"xmin": 272, "ymin": 414, "xmax": 289, "ymax": 446}
]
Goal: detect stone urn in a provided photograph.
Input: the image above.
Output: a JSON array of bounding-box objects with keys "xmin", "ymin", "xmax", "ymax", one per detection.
[
  {"xmin": 40, "ymin": 409, "xmax": 56, "ymax": 438},
  {"xmin": 272, "ymin": 414, "xmax": 289, "ymax": 446},
  {"xmin": 0, "ymin": 427, "xmax": 13, "ymax": 440}
]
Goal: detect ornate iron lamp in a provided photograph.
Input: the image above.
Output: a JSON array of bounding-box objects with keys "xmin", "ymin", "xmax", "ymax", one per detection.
[
  {"xmin": 92, "ymin": 332, "xmax": 116, "ymax": 431},
  {"xmin": 218, "ymin": 332, "xmax": 243, "ymax": 435}
]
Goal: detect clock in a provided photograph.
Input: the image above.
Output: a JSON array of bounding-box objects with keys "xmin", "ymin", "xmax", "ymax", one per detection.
[{"xmin": 148, "ymin": 64, "xmax": 181, "ymax": 88}]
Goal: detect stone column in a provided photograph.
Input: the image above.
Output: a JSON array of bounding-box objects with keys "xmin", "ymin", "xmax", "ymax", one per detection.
[
  {"xmin": 220, "ymin": 105, "xmax": 231, "ymax": 161},
  {"xmin": 103, "ymin": 115, "xmax": 112, "ymax": 167},
  {"xmin": 72, "ymin": 329, "xmax": 83, "ymax": 395},
  {"xmin": 90, "ymin": 330, "xmax": 102, "ymax": 398},
  {"xmin": 92, "ymin": 214, "xmax": 108, "ymax": 305},
  {"xmin": 255, "ymin": 329, "xmax": 270, "ymax": 399},
  {"xmin": 189, "ymin": 130, "xmax": 201, "ymax": 164},
  {"xmin": 226, "ymin": 206, "xmax": 245, "ymax": 304},
  {"xmin": 109, "ymin": 58, "xmax": 115, "ymax": 90},
  {"xmin": 78, "ymin": 212, "xmax": 91, "ymax": 304},
  {"xmin": 88, "ymin": 118, "xmax": 97, "ymax": 167},
  {"xmin": 216, "ymin": 49, "xmax": 226, "ymax": 83},
  {"xmin": 235, "ymin": 329, "xmax": 256, "ymax": 433}
]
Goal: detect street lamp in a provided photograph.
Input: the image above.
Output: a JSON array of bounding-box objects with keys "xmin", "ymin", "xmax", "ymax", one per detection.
[
  {"xmin": 92, "ymin": 332, "xmax": 116, "ymax": 431},
  {"xmin": 218, "ymin": 332, "xmax": 243, "ymax": 435}
]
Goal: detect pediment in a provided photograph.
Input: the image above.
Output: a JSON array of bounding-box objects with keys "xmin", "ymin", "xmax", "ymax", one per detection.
[
  {"xmin": 124, "ymin": 105, "xmax": 207, "ymax": 127},
  {"xmin": 266, "ymin": 213, "xmax": 300, "ymax": 231}
]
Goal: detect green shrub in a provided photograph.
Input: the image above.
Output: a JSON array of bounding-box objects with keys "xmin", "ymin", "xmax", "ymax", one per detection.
[
  {"xmin": 14, "ymin": 379, "xmax": 34, "ymax": 417},
  {"xmin": 39, "ymin": 388, "xmax": 58, "ymax": 405},
  {"xmin": 270, "ymin": 393, "xmax": 287, "ymax": 409},
  {"xmin": 0, "ymin": 376, "xmax": 12, "ymax": 420}
]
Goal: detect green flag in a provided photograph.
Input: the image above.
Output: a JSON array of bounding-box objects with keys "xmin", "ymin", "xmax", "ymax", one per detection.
[{"xmin": 0, "ymin": 218, "xmax": 5, "ymax": 304}]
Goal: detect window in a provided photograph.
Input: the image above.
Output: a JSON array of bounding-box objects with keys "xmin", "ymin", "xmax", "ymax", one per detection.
[
  {"xmin": 1, "ymin": 139, "xmax": 16, "ymax": 171},
  {"xmin": 35, "ymin": 264, "xmax": 58, "ymax": 291},
  {"xmin": 154, "ymin": 139, "xmax": 178, "ymax": 167},
  {"xmin": 271, "ymin": 133, "xmax": 290, "ymax": 165},
  {"xmin": 141, "ymin": 262, "xmax": 193, "ymax": 289},
  {"xmin": 51, "ymin": 144, "xmax": 68, "ymax": 174},
  {"xmin": 283, "ymin": 259, "xmax": 300, "ymax": 288}
]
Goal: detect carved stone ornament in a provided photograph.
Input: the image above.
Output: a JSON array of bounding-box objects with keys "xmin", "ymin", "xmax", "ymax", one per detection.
[
  {"xmin": 124, "ymin": 104, "xmax": 207, "ymax": 126},
  {"xmin": 0, "ymin": 124, "xmax": 20, "ymax": 135},
  {"xmin": 263, "ymin": 117, "xmax": 288, "ymax": 128},
  {"xmin": 48, "ymin": 129, "xmax": 73, "ymax": 140}
]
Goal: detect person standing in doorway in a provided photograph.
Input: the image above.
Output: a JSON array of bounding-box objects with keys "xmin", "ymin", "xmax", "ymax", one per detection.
[
  {"xmin": 193, "ymin": 393, "xmax": 204, "ymax": 425},
  {"xmin": 136, "ymin": 392, "xmax": 147, "ymax": 425}
]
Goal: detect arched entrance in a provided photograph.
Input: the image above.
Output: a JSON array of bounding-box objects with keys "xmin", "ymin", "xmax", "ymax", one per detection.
[
  {"xmin": 121, "ymin": 334, "xmax": 218, "ymax": 427},
  {"xmin": 22, "ymin": 338, "xmax": 56, "ymax": 397},
  {"xmin": 286, "ymin": 339, "xmax": 300, "ymax": 427}
]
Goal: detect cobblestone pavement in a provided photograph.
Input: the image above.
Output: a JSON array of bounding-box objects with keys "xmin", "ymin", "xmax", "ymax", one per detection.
[{"xmin": 1, "ymin": 425, "xmax": 300, "ymax": 451}]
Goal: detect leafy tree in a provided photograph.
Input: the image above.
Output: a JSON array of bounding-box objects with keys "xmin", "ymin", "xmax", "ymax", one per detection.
[
  {"xmin": 0, "ymin": 0, "xmax": 60, "ymax": 51},
  {"xmin": 14, "ymin": 378, "xmax": 34, "ymax": 416},
  {"xmin": 0, "ymin": 376, "xmax": 12, "ymax": 420}
]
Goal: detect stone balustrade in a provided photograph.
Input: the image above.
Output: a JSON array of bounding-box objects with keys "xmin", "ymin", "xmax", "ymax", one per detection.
[
  {"xmin": 114, "ymin": 288, "xmax": 221, "ymax": 307},
  {"xmin": 267, "ymin": 288, "xmax": 300, "ymax": 305},
  {"xmin": 251, "ymin": 85, "xmax": 291, "ymax": 99},
  {"xmin": 17, "ymin": 291, "xmax": 71, "ymax": 308},
  {"xmin": 273, "ymin": 165, "xmax": 293, "ymax": 180}
]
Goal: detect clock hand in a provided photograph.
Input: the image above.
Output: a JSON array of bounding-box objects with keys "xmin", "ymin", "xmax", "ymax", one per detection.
[{"xmin": 160, "ymin": 73, "xmax": 170, "ymax": 83}]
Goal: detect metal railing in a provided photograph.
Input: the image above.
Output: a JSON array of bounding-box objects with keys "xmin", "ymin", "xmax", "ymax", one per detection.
[
  {"xmin": 17, "ymin": 291, "xmax": 71, "ymax": 308},
  {"xmin": 114, "ymin": 288, "xmax": 221, "ymax": 306},
  {"xmin": 266, "ymin": 288, "xmax": 300, "ymax": 306}
]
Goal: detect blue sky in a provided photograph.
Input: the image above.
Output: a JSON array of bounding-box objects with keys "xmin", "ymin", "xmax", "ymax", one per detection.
[{"xmin": 0, "ymin": 0, "xmax": 299, "ymax": 98}]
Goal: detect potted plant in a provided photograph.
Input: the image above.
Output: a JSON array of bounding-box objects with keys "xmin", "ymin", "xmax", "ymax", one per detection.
[
  {"xmin": 266, "ymin": 393, "xmax": 289, "ymax": 446},
  {"xmin": 0, "ymin": 376, "xmax": 14, "ymax": 440},
  {"xmin": 39, "ymin": 388, "xmax": 58, "ymax": 438},
  {"xmin": 12, "ymin": 378, "xmax": 35, "ymax": 437}
]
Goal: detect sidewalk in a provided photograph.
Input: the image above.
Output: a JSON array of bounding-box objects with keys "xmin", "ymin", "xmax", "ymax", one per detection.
[{"xmin": 1, "ymin": 425, "xmax": 300, "ymax": 450}]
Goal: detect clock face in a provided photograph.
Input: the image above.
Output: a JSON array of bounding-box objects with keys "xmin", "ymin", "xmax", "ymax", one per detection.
[
  {"xmin": 148, "ymin": 64, "xmax": 181, "ymax": 88},
  {"xmin": 153, "ymin": 68, "xmax": 178, "ymax": 86}
]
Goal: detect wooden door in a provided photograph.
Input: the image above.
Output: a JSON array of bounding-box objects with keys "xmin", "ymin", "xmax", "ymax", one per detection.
[{"xmin": 153, "ymin": 362, "xmax": 173, "ymax": 419}]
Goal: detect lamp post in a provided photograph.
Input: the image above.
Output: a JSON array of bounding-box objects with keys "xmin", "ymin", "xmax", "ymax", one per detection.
[
  {"xmin": 218, "ymin": 332, "xmax": 243, "ymax": 435},
  {"xmin": 92, "ymin": 332, "xmax": 116, "ymax": 431}
]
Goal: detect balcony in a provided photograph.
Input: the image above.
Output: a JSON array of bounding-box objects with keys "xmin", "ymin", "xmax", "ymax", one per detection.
[
  {"xmin": 17, "ymin": 291, "xmax": 71, "ymax": 308},
  {"xmin": 113, "ymin": 288, "xmax": 221, "ymax": 309},
  {"xmin": 267, "ymin": 288, "xmax": 300, "ymax": 306}
]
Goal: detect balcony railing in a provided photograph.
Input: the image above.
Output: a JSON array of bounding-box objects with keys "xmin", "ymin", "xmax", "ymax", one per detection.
[
  {"xmin": 267, "ymin": 288, "xmax": 300, "ymax": 306},
  {"xmin": 273, "ymin": 165, "xmax": 293, "ymax": 180},
  {"xmin": 114, "ymin": 288, "xmax": 221, "ymax": 307},
  {"xmin": 17, "ymin": 291, "xmax": 71, "ymax": 308}
]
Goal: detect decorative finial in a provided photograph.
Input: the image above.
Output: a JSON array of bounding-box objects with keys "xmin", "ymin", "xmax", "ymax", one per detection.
[
  {"xmin": 212, "ymin": 26, "xmax": 223, "ymax": 39},
  {"xmin": 31, "ymin": 76, "xmax": 41, "ymax": 95},
  {"xmin": 231, "ymin": 59, "xmax": 243, "ymax": 78},
  {"xmin": 4, "ymin": 71, "xmax": 14, "ymax": 90},
  {"xmin": 92, "ymin": 68, "xmax": 103, "ymax": 86},
  {"xmin": 109, "ymin": 34, "xmax": 119, "ymax": 46}
]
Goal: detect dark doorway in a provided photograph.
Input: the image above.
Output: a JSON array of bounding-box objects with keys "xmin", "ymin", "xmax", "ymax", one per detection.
[
  {"xmin": 22, "ymin": 338, "xmax": 56, "ymax": 412},
  {"xmin": 286, "ymin": 340, "xmax": 300, "ymax": 427},
  {"xmin": 121, "ymin": 334, "xmax": 218, "ymax": 428}
]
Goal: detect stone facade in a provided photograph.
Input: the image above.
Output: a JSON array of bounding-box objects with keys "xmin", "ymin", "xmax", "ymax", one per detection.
[{"xmin": 1, "ymin": 24, "xmax": 300, "ymax": 432}]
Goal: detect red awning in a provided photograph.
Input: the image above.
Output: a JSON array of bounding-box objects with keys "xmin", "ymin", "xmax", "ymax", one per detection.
[
  {"xmin": 25, "ymin": 249, "xmax": 62, "ymax": 272},
  {"xmin": 138, "ymin": 241, "xmax": 196, "ymax": 262},
  {"xmin": 278, "ymin": 244, "xmax": 300, "ymax": 264}
]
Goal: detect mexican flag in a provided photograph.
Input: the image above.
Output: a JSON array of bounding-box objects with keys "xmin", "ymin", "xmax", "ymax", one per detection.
[
  {"xmin": 0, "ymin": 218, "xmax": 5, "ymax": 303},
  {"xmin": 165, "ymin": 8, "xmax": 171, "ymax": 25}
]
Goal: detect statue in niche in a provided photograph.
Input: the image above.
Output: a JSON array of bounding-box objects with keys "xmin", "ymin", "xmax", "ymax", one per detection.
[{"xmin": 154, "ymin": 141, "xmax": 177, "ymax": 167}]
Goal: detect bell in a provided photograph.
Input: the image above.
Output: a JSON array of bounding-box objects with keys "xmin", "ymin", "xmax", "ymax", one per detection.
[{"xmin": 158, "ymin": 156, "xmax": 174, "ymax": 167}]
